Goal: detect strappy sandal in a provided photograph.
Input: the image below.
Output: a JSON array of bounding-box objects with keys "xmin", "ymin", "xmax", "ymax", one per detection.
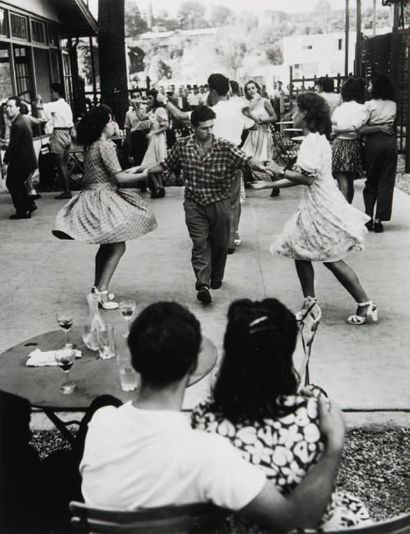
[
  {"xmin": 91, "ymin": 287, "xmax": 119, "ymax": 310},
  {"xmin": 346, "ymin": 301, "xmax": 378, "ymax": 325},
  {"xmin": 295, "ymin": 297, "xmax": 319, "ymax": 322}
]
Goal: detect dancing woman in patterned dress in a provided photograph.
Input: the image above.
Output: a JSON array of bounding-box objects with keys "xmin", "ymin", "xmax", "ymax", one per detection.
[
  {"xmin": 53, "ymin": 106, "xmax": 157, "ymax": 309},
  {"xmin": 192, "ymin": 298, "xmax": 372, "ymax": 531},
  {"xmin": 252, "ymin": 93, "xmax": 377, "ymax": 325}
]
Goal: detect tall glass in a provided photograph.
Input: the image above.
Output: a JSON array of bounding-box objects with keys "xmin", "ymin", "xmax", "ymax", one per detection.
[
  {"xmin": 119, "ymin": 299, "xmax": 136, "ymax": 337},
  {"xmin": 56, "ymin": 310, "xmax": 74, "ymax": 348},
  {"xmin": 55, "ymin": 348, "xmax": 76, "ymax": 394}
]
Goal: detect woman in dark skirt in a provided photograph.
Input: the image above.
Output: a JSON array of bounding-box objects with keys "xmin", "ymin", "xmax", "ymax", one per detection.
[
  {"xmin": 331, "ymin": 77, "xmax": 367, "ymax": 203},
  {"xmin": 361, "ymin": 75, "xmax": 397, "ymax": 233}
]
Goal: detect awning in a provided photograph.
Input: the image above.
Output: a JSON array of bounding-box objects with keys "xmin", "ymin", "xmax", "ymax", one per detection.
[{"xmin": 51, "ymin": 0, "xmax": 98, "ymax": 37}]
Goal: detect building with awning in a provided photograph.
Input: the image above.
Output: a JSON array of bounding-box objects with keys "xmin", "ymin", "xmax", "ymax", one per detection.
[{"xmin": 0, "ymin": 0, "xmax": 98, "ymax": 122}]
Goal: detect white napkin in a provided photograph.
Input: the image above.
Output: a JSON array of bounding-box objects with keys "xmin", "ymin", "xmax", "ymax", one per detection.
[{"xmin": 26, "ymin": 348, "xmax": 82, "ymax": 367}]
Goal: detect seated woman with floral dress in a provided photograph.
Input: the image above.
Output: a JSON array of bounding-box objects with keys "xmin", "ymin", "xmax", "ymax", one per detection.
[{"xmin": 191, "ymin": 298, "xmax": 372, "ymax": 531}]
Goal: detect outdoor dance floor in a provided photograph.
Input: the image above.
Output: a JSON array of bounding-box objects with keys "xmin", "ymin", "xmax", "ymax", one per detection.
[{"xmin": 0, "ymin": 182, "xmax": 409, "ymax": 426}]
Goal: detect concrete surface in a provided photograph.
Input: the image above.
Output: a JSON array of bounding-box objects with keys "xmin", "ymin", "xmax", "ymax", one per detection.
[{"xmin": 1, "ymin": 181, "xmax": 409, "ymax": 428}]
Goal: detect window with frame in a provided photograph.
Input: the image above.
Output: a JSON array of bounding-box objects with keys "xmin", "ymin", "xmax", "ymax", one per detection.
[
  {"xmin": 10, "ymin": 12, "xmax": 28, "ymax": 40},
  {"xmin": 13, "ymin": 45, "xmax": 33, "ymax": 101},
  {"xmin": 0, "ymin": 9, "xmax": 8, "ymax": 36},
  {"xmin": 31, "ymin": 20, "xmax": 46, "ymax": 44},
  {"xmin": 48, "ymin": 24, "xmax": 59, "ymax": 46}
]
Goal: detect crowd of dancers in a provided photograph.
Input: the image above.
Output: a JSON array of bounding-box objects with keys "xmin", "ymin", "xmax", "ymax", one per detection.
[{"xmin": 48, "ymin": 71, "xmax": 399, "ymax": 324}]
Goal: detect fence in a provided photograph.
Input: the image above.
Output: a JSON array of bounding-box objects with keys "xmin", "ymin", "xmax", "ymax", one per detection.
[{"xmin": 288, "ymin": 68, "xmax": 351, "ymax": 99}]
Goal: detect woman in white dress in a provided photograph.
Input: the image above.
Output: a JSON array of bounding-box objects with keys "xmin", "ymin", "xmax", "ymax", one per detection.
[
  {"xmin": 242, "ymin": 80, "xmax": 277, "ymax": 162},
  {"xmin": 252, "ymin": 93, "xmax": 377, "ymax": 325},
  {"xmin": 141, "ymin": 89, "xmax": 169, "ymax": 198}
]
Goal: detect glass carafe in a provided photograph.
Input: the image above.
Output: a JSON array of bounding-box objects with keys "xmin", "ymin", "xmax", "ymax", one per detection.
[{"xmin": 83, "ymin": 293, "xmax": 106, "ymax": 351}]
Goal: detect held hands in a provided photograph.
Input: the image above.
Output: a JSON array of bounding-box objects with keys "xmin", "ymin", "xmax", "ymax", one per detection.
[
  {"xmin": 156, "ymin": 93, "xmax": 168, "ymax": 105},
  {"xmin": 249, "ymin": 180, "xmax": 273, "ymax": 190},
  {"xmin": 124, "ymin": 165, "xmax": 145, "ymax": 174},
  {"xmin": 264, "ymin": 160, "xmax": 283, "ymax": 175}
]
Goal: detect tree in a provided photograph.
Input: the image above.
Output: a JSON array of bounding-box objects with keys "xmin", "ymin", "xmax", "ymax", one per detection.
[
  {"xmin": 177, "ymin": 1, "xmax": 209, "ymax": 30},
  {"xmin": 210, "ymin": 5, "xmax": 233, "ymax": 27},
  {"xmin": 124, "ymin": 1, "xmax": 148, "ymax": 37}
]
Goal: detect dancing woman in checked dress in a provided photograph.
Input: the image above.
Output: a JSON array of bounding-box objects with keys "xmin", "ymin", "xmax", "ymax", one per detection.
[
  {"xmin": 53, "ymin": 106, "xmax": 157, "ymax": 309},
  {"xmin": 252, "ymin": 93, "xmax": 377, "ymax": 325}
]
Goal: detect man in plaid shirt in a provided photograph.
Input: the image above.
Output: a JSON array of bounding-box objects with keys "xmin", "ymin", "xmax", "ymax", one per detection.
[{"xmin": 147, "ymin": 105, "xmax": 266, "ymax": 304}]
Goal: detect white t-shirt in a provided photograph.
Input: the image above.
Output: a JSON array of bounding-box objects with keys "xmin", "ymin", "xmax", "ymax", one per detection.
[
  {"xmin": 80, "ymin": 402, "xmax": 265, "ymax": 511},
  {"xmin": 364, "ymin": 99, "xmax": 396, "ymax": 125},
  {"xmin": 212, "ymin": 99, "xmax": 245, "ymax": 146},
  {"xmin": 332, "ymin": 101, "xmax": 368, "ymax": 140},
  {"xmin": 44, "ymin": 98, "xmax": 74, "ymax": 128}
]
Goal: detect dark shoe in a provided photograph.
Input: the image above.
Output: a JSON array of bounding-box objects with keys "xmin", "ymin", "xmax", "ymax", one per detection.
[
  {"xmin": 29, "ymin": 204, "xmax": 37, "ymax": 213},
  {"xmin": 270, "ymin": 187, "xmax": 280, "ymax": 197},
  {"xmin": 30, "ymin": 194, "xmax": 42, "ymax": 200},
  {"xmin": 365, "ymin": 220, "xmax": 374, "ymax": 231},
  {"xmin": 227, "ymin": 248, "xmax": 235, "ymax": 255},
  {"xmin": 210, "ymin": 280, "xmax": 222, "ymax": 290},
  {"xmin": 374, "ymin": 221, "xmax": 384, "ymax": 233},
  {"xmin": 197, "ymin": 286, "xmax": 212, "ymax": 305},
  {"xmin": 55, "ymin": 192, "xmax": 72, "ymax": 199},
  {"xmin": 10, "ymin": 211, "xmax": 30, "ymax": 219}
]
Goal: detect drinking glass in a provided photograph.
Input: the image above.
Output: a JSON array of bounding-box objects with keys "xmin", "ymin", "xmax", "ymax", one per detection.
[
  {"xmin": 98, "ymin": 323, "xmax": 116, "ymax": 360},
  {"xmin": 117, "ymin": 351, "xmax": 139, "ymax": 392},
  {"xmin": 119, "ymin": 299, "xmax": 136, "ymax": 337},
  {"xmin": 55, "ymin": 348, "xmax": 76, "ymax": 394},
  {"xmin": 56, "ymin": 309, "xmax": 74, "ymax": 348}
]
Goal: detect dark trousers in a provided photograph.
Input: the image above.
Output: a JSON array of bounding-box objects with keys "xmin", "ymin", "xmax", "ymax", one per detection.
[
  {"xmin": 130, "ymin": 129, "xmax": 149, "ymax": 165},
  {"xmin": 363, "ymin": 132, "xmax": 397, "ymax": 221},
  {"xmin": 54, "ymin": 150, "xmax": 70, "ymax": 193},
  {"xmin": 184, "ymin": 198, "xmax": 231, "ymax": 289},
  {"xmin": 6, "ymin": 167, "xmax": 35, "ymax": 214}
]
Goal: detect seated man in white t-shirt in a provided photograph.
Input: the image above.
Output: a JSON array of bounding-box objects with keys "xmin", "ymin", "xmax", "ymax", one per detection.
[{"xmin": 80, "ymin": 301, "xmax": 346, "ymax": 531}]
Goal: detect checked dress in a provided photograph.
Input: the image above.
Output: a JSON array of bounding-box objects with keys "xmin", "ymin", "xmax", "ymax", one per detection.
[{"xmin": 53, "ymin": 139, "xmax": 157, "ymax": 244}]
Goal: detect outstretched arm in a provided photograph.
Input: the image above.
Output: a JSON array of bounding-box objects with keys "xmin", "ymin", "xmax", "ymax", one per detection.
[
  {"xmin": 114, "ymin": 168, "xmax": 149, "ymax": 187},
  {"xmin": 157, "ymin": 93, "xmax": 191, "ymax": 122}
]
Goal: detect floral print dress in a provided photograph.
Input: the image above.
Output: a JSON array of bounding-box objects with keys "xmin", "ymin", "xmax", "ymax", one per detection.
[
  {"xmin": 270, "ymin": 132, "xmax": 369, "ymax": 262},
  {"xmin": 191, "ymin": 389, "xmax": 371, "ymax": 531}
]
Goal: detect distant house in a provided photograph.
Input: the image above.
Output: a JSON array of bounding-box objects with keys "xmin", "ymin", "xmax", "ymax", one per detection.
[{"xmin": 0, "ymin": 0, "xmax": 98, "ymax": 118}]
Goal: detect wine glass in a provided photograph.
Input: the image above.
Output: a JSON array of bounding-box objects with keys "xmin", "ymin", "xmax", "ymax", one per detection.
[
  {"xmin": 119, "ymin": 299, "xmax": 136, "ymax": 337},
  {"xmin": 56, "ymin": 309, "xmax": 74, "ymax": 348},
  {"xmin": 55, "ymin": 348, "xmax": 76, "ymax": 394}
]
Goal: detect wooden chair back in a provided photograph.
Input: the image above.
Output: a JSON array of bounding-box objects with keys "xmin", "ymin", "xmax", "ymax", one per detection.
[{"xmin": 69, "ymin": 500, "xmax": 229, "ymax": 533}]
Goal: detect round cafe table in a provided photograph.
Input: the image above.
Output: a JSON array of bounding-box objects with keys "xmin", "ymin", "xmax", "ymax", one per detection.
[{"xmin": 0, "ymin": 329, "xmax": 218, "ymax": 442}]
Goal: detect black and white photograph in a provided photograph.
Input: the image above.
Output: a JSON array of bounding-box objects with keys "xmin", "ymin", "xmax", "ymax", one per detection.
[{"xmin": 0, "ymin": 0, "xmax": 409, "ymax": 532}]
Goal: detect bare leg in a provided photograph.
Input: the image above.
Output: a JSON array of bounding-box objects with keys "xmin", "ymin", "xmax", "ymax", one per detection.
[
  {"xmin": 295, "ymin": 260, "xmax": 315, "ymax": 298},
  {"xmin": 94, "ymin": 242, "xmax": 126, "ymax": 291},
  {"xmin": 335, "ymin": 172, "xmax": 354, "ymax": 204},
  {"xmin": 323, "ymin": 260, "xmax": 369, "ymax": 307}
]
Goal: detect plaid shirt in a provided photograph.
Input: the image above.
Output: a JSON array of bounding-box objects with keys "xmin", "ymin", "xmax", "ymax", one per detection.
[{"xmin": 162, "ymin": 134, "xmax": 251, "ymax": 206}]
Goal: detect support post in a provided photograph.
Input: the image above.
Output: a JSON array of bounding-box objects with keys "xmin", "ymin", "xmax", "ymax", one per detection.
[{"xmin": 345, "ymin": 0, "xmax": 350, "ymax": 76}]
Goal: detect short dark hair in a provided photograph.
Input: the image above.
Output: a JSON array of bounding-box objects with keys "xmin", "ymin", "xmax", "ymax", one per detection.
[
  {"xmin": 208, "ymin": 73, "xmax": 229, "ymax": 96},
  {"xmin": 211, "ymin": 299, "xmax": 299, "ymax": 424},
  {"xmin": 370, "ymin": 74, "xmax": 396, "ymax": 101},
  {"xmin": 76, "ymin": 104, "xmax": 112, "ymax": 149},
  {"xmin": 7, "ymin": 96, "xmax": 21, "ymax": 108},
  {"xmin": 50, "ymin": 82, "xmax": 63, "ymax": 95},
  {"xmin": 341, "ymin": 77, "xmax": 366, "ymax": 103},
  {"xmin": 297, "ymin": 92, "xmax": 332, "ymax": 139},
  {"xmin": 190, "ymin": 105, "xmax": 216, "ymax": 127},
  {"xmin": 128, "ymin": 302, "xmax": 201, "ymax": 387},
  {"xmin": 244, "ymin": 80, "xmax": 261, "ymax": 100},
  {"xmin": 317, "ymin": 76, "xmax": 334, "ymax": 93},
  {"xmin": 229, "ymin": 80, "xmax": 240, "ymax": 95}
]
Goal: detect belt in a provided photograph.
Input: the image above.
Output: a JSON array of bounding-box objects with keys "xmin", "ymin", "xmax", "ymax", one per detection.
[{"xmin": 53, "ymin": 127, "xmax": 71, "ymax": 130}]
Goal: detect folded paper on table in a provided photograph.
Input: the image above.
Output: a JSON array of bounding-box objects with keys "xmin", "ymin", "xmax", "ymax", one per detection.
[{"xmin": 26, "ymin": 348, "xmax": 82, "ymax": 367}]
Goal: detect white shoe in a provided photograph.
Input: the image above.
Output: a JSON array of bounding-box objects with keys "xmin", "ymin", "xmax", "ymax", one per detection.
[{"xmin": 234, "ymin": 237, "xmax": 242, "ymax": 247}]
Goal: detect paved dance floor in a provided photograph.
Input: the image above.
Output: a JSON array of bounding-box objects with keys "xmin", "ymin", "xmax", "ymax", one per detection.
[{"xmin": 1, "ymin": 182, "xmax": 409, "ymax": 426}]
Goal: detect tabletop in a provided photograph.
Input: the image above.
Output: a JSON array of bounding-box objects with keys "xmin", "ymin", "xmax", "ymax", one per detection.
[{"xmin": 0, "ymin": 329, "xmax": 218, "ymax": 411}]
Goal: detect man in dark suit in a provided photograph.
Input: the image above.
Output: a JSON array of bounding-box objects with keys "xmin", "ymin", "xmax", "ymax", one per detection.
[{"xmin": 3, "ymin": 96, "xmax": 37, "ymax": 219}]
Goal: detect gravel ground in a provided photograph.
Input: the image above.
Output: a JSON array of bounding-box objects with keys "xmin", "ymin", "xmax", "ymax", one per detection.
[{"xmin": 31, "ymin": 427, "xmax": 410, "ymax": 522}]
